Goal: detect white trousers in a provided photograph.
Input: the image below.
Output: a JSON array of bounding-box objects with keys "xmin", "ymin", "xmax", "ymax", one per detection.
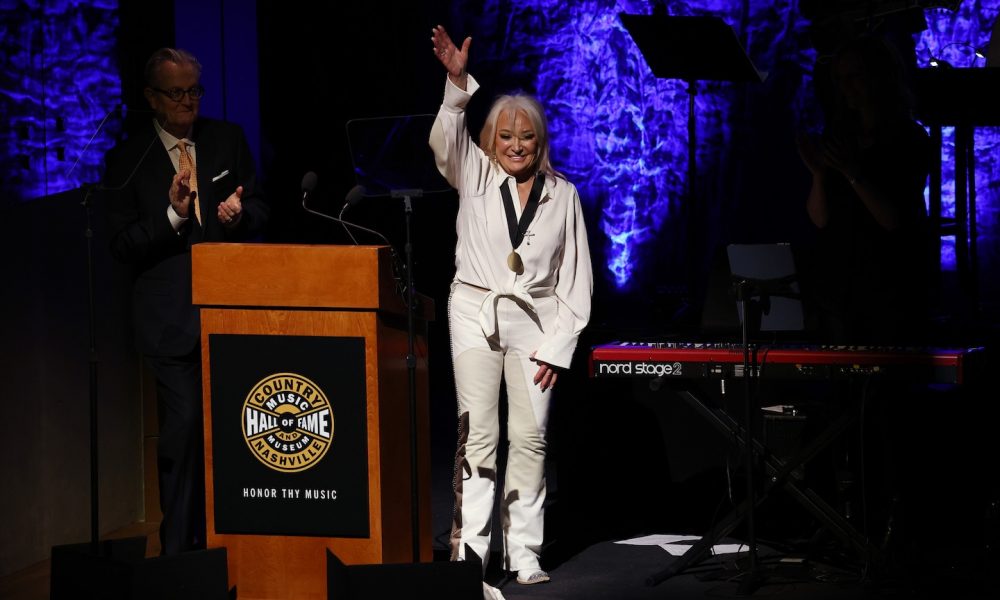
[{"xmin": 448, "ymin": 282, "xmax": 556, "ymax": 573}]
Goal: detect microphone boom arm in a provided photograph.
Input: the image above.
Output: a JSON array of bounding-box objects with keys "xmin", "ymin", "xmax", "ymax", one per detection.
[{"xmin": 300, "ymin": 181, "xmax": 407, "ymax": 300}]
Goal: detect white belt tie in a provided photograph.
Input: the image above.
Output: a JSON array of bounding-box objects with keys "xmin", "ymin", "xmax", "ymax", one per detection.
[{"xmin": 477, "ymin": 281, "xmax": 536, "ymax": 338}]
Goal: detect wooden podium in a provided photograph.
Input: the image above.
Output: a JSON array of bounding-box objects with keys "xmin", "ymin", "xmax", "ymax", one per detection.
[{"xmin": 192, "ymin": 243, "xmax": 434, "ymax": 600}]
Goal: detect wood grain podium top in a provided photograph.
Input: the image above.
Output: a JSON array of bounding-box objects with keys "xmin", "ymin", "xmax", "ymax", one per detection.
[{"xmin": 192, "ymin": 243, "xmax": 433, "ymax": 319}]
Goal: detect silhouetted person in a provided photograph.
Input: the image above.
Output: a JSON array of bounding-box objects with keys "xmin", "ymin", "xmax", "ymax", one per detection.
[
  {"xmin": 104, "ymin": 48, "xmax": 269, "ymax": 555},
  {"xmin": 794, "ymin": 35, "xmax": 951, "ymax": 589},
  {"xmin": 796, "ymin": 34, "xmax": 934, "ymax": 346}
]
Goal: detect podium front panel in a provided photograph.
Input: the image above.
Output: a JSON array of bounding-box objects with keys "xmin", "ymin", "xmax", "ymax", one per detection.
[
  {"xmin": 208, "ymin": 333, "xmax": 369, "ymax": 538},
  {"xmin": 200, "ymin": 307, "xmax": 394, "ymax": 600}
]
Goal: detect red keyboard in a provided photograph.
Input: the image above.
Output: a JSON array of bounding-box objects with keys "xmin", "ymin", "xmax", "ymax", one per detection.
[{"xmin": 589, "ymin": 341, "xmax": 984, "ymax": 385}]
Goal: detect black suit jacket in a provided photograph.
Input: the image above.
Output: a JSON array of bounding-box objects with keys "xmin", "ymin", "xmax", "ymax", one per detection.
[{"xmin": 105, "ymin": 117, "xmax": 269, "ymax": 357}]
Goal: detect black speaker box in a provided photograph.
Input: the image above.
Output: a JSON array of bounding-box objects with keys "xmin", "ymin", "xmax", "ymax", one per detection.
[
  {"xmin": 327, "ymin": 546, "xmax": 482, "ymax": 600},
  {"xmin": 50, "ymin": 538, "xmax": 230, "ymax": 600}
]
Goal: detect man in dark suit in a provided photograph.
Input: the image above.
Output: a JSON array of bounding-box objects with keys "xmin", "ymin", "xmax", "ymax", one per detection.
[{"xmin": 105, "ymin": 47, "xmax": 269, "ymax": 555}]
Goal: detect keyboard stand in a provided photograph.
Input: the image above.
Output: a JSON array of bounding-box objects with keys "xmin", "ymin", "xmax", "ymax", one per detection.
[{"xmin": 646, "ymin": 386, "xmax": 883, "ymax": 586}]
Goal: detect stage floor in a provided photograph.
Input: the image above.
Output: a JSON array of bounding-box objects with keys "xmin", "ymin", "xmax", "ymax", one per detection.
[{"xmin": 474, "ymin": 536, "xmax": 996, "ymax": 600}]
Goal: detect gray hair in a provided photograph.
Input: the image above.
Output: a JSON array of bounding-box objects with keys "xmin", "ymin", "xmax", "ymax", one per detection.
[{"xmin": 144, "ymin": 47, "xmax": 202, "ymax": 87}]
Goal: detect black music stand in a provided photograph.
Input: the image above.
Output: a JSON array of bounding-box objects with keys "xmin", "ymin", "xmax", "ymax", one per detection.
[
  {"xmin": 912, "ymin": 67, "xmax": 1000, "ymax": 315},
  {"xmin": 345, "ymin": 114, "xmax": 449, "ymax": 562},
  {"xmin": 620, "ymin": 13, "xmax": 765, "ymax": 592},
  {"xmin": 619, "ymin": 13, "xmax": 765, "ymax": 293}
]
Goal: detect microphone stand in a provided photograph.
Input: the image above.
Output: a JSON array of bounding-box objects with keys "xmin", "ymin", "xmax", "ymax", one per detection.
[
  {"xmin": 48, "ymin": 115, "xmax": 167, "ymax": 596},
  {"xmin": 82, "ymin": 183, "xmax": 101, "ymax": 556},
  {"xmin": 729, "ymin": 274, "xmax": 798, "ymax": 595},
  {"xmin": 733, "ymin": 279, "xmax": 763, "ymax": 595},
  {"xmin": 65, "ymin": 104, "xmax": 124, "ymax": 558},
  {"xmin": 303, "ymin": 186, "xmax": 424, "ymax": 560},
  {"xmin": 646, "ymin": 273, "xmax": 801, "ymax": 591},
  {"xmin": 391, "ymin": 188, "xmax": 423, "ymax": 562}
]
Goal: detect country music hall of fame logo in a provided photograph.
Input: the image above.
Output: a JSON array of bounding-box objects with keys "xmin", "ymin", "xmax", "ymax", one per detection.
[{"xmin": 242, "ymin": 372, "xmax": 334, "ymax": 472}]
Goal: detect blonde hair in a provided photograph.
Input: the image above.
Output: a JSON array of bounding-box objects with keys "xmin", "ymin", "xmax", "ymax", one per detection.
[{"xmin": 478, "ymin": 93, "xmax": 562, "ymax": 179}]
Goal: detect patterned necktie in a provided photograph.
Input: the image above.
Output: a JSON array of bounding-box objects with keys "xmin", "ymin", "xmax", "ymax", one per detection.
[{"xmin": 177, "ymin": 140, "xmax": 201, "ymax": 224}]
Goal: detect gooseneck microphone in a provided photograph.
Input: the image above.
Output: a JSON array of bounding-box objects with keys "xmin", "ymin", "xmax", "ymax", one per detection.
[
  {"xmin": 301, "ymin": 170, "xmax": 318, "ymax": 201},
  {"xmin": 336, "ymin": 184, "xmax": 367, "ymax": 244},
  {"xmin": 344, "ymin": 183, "xmax": 366, "ymax": 209},
  {"xmin": 299, "ymin": 173, "xmax": 393, "ymax": 248}
]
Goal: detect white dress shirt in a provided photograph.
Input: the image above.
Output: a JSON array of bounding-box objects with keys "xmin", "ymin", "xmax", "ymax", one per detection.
[{"xmin": 430, "ymin": 74, "xmax": 593, "ymax": 369}]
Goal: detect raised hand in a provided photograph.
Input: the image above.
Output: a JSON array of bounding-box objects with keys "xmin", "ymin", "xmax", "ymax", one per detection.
[{"xmin": 431, "ymin": 25, "xmax": 471, "ymax": 86}]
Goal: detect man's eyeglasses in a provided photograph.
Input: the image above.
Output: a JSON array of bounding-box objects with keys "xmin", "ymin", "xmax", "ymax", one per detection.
[{"xmin": 150, "ymin": 85, "xmax": 205, "ymax": 102}]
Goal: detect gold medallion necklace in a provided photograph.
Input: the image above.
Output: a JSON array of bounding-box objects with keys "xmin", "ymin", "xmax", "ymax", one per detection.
[{"xmin": 499, "ymin": 173, "xmax": 545, "ymax": 274}]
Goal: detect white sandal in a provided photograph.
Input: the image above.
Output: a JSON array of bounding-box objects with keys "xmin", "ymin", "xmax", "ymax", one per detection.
[{"xmin": 516, "ymin": 569, "xmax": 550, "ymax": 585}]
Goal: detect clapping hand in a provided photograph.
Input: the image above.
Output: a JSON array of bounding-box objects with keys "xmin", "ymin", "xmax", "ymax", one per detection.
[
  {"xmin": 218, "ymin": 186, "xmax": 243, "ymax": 227},
  {"xmin": 169, "ymin": 168, "xmax": 196, "ymax": 218},
  {"xmin": 795, "ymin": 132, "xmax": 827, "ymax": 176},
  {"xmin": 822, "ymin": 129, "xmax": 862, "ymax": 183}
]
